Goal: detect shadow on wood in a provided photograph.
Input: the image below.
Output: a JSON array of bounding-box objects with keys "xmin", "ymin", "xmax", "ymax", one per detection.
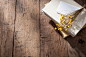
[
  {"xmin": 49, "ymin": 11, "xmax": 86, "ymax": 57},
  {"xmin": 49, "ymin": 20, "xmax": 86, "ymax": 57}
]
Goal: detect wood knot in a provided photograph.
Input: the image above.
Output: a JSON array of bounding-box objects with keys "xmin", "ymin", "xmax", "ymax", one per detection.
[{"xmin": 78, "ymin": 39, "xmax": 85, "ymax": 44}]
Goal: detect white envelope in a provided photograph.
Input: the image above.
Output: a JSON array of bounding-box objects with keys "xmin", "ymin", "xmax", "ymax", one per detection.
[
  {"xmin": 42, "ymin": 0, "xmax": 86, "ymax": 37},
  {"xmin": 56, "ymin": 1, "xmax": 80, "ymax": 15}
]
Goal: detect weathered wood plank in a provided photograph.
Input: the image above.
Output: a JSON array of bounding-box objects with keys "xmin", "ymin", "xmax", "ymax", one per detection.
[
  {"xmin": 0, "ymin": 0, "xmax": 15, "ymax": 57},
  {"xmin": 0, "ymin": 0, "xmax": 85, "ymax": 57},
  {"xmin": 13, "ymin": 0, "xmax": 40, "ymax": 57}
]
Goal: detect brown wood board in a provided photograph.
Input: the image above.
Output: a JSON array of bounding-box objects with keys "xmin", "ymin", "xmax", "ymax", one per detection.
[
  {"xmin": 14, "ymin": 0, "xmax": 40, "ymax": 57},
  {"xmin": 0, "ymin": 0, "xmax": 15, "ymax": 57},
  {"xmin": 0, "ymin": 0, "xmax": 85, "ymax": 57}
]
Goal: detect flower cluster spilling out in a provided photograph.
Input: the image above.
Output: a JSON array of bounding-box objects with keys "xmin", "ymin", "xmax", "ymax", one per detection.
[{"xmin": 55, "ymin": 14, "xmax": 74, "ymax": 31}]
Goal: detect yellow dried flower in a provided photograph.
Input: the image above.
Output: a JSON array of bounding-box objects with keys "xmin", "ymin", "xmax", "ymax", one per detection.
[
  {"xmin": 60, "ymin": 14, "xmax": 62, "ymax": 16},
  {"xmin": 60, "ymin": 21, "xmax": 62, "ymax": 23},
  {"xmin": 65, "ymin": 29, "xmax": 68, "ymax": 31},
  {"xmin": 63, "ymin": 21, "xmax": 65, "ymax": 23},
  {"xmin": 69, "ymin": 22, "xmax": 72, "ymax": 24},
  {"xmin": 55, "ymin": 27, "xmax": 57, "ymax": 30},
  {"xmin": 67, "ymin": 20, "xmax": 70, "ymax": 23},
  {"xmin": 69, "ymin": 25, "xmax": 72, "ymax": 27},
  {"xmin": 58, "ymin": 28, "xmax": 62, "ymax": 31},
  {"xmin": 61, "ymin": 15, "xmax": 64, "ymax": 18},
  {"xmin": 57, "ymin": 24, "xmax": 62, "ymax": 28},
  {"xmin": 70, "ymin": 19, "xmax": 73, "ymax": 22},
  {"xmin": 56, "ymin": 24, "xmax": 59, "ymax": 26},
  {"xmin": 60, "ymin": 17, "xmax": 63, "ymax": 21},
  {"xmin": 68, "ymin": 16, "xmax": 70, "ymax": 18},
  {"xmin": 59, "ymin": 25, "xmax": 62, "ymax": 28},
  {"xmin": 60, "ymin": 18, "xmax": 62, "ymax": 20},
  {"xmin": 70, "ymin": 15, "xmax": 72, "ymax": 18},
  {"xmin": 67, "ymin": 25, "xmax": 70, "ymax": 28},
  {"xmin": 61, "ymin": 19, "xmax": 63, "ymax": 21},
  {"xmin": 63, "ymin": 25, "xmax": 65, "ymax": 27},
  {"xmin": 58, "ymin": 24, "xmax": 60, "ymax": 27},
  {"xmin": 68, "ymin": 24, "xmax": 72, "ymax": 27}
]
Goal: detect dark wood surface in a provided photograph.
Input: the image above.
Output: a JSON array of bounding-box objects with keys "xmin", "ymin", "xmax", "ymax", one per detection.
[{"xmin": 0, "ymin": 0, "xmax": 86, "ymax": 57}]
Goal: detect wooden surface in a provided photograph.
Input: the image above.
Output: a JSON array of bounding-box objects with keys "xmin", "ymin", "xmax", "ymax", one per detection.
[
  {"xmin": 14, "ymin": 0, "xmax": 40, "ymax": 57},
  {"xmin": 0, "ymin": 0, "xmax": 86, "ymax": 57},
  {"xmin": 0, "ymin": 0, "xmax": 15, "ymax": 57}
]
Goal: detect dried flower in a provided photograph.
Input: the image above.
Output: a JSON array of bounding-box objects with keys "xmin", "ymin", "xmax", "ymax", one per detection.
[{"xmin": 55, "ymin": 27, "xmax": 57, "ymax": 30}]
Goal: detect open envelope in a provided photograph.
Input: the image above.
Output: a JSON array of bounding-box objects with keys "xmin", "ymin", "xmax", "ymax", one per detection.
[
  {"xmin": 42, "ymin": 0, "xmax": 86, "ymax": 37},
  {"xmin": 56, "ymin": 1, "xmax": 81, "ymax": 16}
]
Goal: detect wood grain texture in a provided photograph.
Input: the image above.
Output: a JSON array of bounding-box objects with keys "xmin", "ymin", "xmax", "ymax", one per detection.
[
  {"xmin": 13, "ymin": 0, "xmax": 40, "ymax": 57},
  {"xmin": 0, "ymin": 0, "xmax": 15, "ymax": 57},
  {"xmin": 0, "ymin": 0, "xmax": 86, "ymax": 57}
]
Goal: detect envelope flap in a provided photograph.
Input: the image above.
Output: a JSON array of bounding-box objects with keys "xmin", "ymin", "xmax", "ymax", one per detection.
[{"xmin": 56, "ymin": 1, "xmax": 81, "ymax": 15}]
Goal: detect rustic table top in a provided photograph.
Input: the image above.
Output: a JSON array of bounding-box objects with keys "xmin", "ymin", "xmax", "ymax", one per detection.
[{"xmin": 0, "ymin": 0, "xmax": 86, "ymax": 57}]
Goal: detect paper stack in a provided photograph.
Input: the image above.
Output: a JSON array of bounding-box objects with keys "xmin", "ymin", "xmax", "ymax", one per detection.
[{"xmin": 42, "ymin": 0, "xmax": 86, "ymax": 38}]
